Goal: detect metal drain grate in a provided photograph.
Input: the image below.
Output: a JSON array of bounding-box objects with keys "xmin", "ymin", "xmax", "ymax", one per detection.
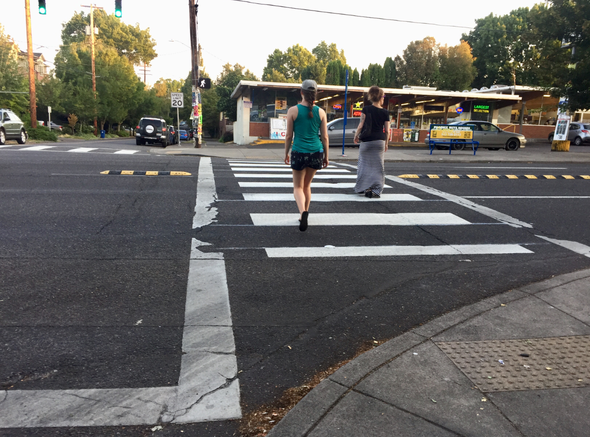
[{"xmin": 437, "ymin": 336, "xmax": 590, "ymax": 392}]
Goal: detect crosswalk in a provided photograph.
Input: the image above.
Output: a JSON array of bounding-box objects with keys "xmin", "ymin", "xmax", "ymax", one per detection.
[
  {"xmin": 226, "ymin": 159, "xmax": 536, "ymax": 258},
  {"xmin": 0, "ymin": 144, "xmax": 144, "ymax": 155}
]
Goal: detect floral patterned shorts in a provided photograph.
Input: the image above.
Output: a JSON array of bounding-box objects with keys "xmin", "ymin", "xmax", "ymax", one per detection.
[{"xmin": 291, "ymin": 150, "xmax": 324, "ymax": 171}]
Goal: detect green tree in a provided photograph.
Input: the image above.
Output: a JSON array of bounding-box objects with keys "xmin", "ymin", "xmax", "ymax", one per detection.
[
  {"xmin": 351, "ymin": 68, "xmax": 360, "ymax": 86},
  {"xmin": 262, "ymin": 49, "xmax": 290, "ymax": 82},
  {"xmin": 0, "ymin": 25, "xmax": 28, "ymax": 117},
  {"xmin": 382, "ymin": 57, "xmax": 397, "ymax": 88},
  {"xmin": 312, "ymin": 41, "xmax": 346, "ymax": 65},
  {"xmin": 325, "ymin": 60, "xmax": 344, "ymax": 85},
  {"xmin": 396, "ymin": 37, "xmax": 440, "ymax": 87},
  {"xmin": 463, "ymin": 8, "xmax": 537, "ymax": 88},
  {"xmin": 536, "ymin": 0, "xmax": 590, "ymax": 111},
  {"xmin": 437, "ymin": 41, "xmax": 476, "ymax": 91},
  {"xmin": 300, "ymin": 61, "xmax": 326, "ymax": 84},
  {"xmin": 361, "ymin": 63, "xmax": 385, "ymax": 87},
  {"xmin": 216, "ymin": 63, "xmax": 258, "ymax": 121},
  {"xmin": 60, "ymin": 10, "xmax": 156, "ymax": 67}
]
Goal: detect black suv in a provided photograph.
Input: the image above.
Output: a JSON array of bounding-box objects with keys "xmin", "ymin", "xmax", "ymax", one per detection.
[
  {"xmin": 0, "ymin": 109, "xmax": 27, "ymax": 145},
  {"xmin": 135, "ymin": 116, "xmax": 168, "ymax": 146}
]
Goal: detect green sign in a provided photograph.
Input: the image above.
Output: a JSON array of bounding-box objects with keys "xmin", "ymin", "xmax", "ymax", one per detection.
[{"xmin": 473, "ymin": 104, "xmax": 490, "ymax": 113}]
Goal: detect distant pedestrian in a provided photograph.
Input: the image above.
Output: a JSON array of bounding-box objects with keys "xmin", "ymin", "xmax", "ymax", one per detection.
[
  {"xmin": 354, "ymin": 85, "xmax": 391, "ymax": 198},
  {"xmin": 284, "ymin": 79, "xmax": 329, "ymax": 231}
]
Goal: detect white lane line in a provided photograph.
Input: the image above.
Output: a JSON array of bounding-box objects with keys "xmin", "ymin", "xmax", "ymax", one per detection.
[
  {"xmin": 231, "ymin": 167, "xmax": 348, "ymax": 172},
  {"xmin": 68, "ymin": 148, "xmax": 98, "ymax": 153},
  {"xmin": 242, "ymin": 193, "xmax": 422, "ymax": 202},
  {"xmin": 251, "ymin": 213, "xmax": 470, "ymax": 226},
  {"xmin": 0, "ymin": 157, "xmax": 241, "ymax": 428},
  {"xmin": 464, "ymin": 196, "xmax": 590, "ymax": 199},
  {"xmin": 536, "ymin": 235, "xmax": 590, "ymax": 258},
  {"xmin": 21, "ymin": 146, "xmax": 54, "ymax": 151},
  {"xmin": 193, "ymin": 157, "xmax": 218, "ymax": 229},
  {"xmin": 235, "ymin": 173, "xmax": 357, "ymax": 179},
  {"xmin": 265, "ymin": 244, "xmax": 533, "ymax": 258},
  {"xmin": 114, "ymin": 149, "xmax": 139, "ymax": 154},
  {"xmin": 0, "ymin": 145, "xmax": 15, "ymax": 148},
  {"xmin": 239, "ymin": 182, "xmax": 391, "ymax": 189}
]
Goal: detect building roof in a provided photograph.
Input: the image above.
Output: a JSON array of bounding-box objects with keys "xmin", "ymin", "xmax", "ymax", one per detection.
[{"xmin": 231, "ymin": 80, "xmax": 522, "ymax": 107}]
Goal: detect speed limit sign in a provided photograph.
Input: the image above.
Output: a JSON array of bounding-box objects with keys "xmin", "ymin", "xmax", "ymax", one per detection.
[{"xmin": 171, "ymin": 93, "xmax": 184, "ymax": 108}]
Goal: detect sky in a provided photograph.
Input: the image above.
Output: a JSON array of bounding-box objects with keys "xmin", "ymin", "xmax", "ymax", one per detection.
[{"xmin": 3, "ymin": 0, "xmax": 545, "ymax": 86}]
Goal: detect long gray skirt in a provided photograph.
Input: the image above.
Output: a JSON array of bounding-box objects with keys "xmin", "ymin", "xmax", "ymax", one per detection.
[{"xmin": 354, "ymin": 139, "xmax": 385, "ymax": 195}]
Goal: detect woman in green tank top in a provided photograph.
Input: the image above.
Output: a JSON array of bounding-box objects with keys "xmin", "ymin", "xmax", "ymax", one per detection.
[{"xmin": 284, "ymin": 80, "xmax": 329, "ymax": 231}]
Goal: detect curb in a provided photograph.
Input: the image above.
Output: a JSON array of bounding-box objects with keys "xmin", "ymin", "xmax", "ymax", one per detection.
[{"xmin": 267, "ymin": 268, "xmax": 590, "ymax": 436}]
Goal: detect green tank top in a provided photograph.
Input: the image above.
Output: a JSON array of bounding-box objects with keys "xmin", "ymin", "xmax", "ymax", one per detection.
[{"xmin": 292, "ymin": 104, "xmax": 323, "ymax": 153}]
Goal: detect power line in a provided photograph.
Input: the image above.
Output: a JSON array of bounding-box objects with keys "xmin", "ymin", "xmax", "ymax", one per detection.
[{"xmin": 227, "ymin": 0, "xmax": 473, "ymax": 30}]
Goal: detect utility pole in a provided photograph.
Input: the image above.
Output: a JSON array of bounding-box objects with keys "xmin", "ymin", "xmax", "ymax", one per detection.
[
  {"xmin": 24, "ymin": 0, "xmax": 37, "ymax": 128},
  {"xmin": 189, "ymin": 0, "xmax": 201, "ymax": 147},
  {"xmin": 82, "ymin": 4, "xmax": 101, "ymax": 135}
]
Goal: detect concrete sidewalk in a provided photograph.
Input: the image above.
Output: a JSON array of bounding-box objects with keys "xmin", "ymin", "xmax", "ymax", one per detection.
[
  {"xmin": 268, "ymin": 269, "xmax": 590, "ymax": 437},
  {"xmin": 159, "ymin": 140, "xmax": 590, "ymax": 163}
]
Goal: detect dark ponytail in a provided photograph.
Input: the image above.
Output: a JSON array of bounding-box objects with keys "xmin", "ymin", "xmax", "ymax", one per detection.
[{"xmin": 301, "ymin": 89, "xmax": 316, "ymax": 118}]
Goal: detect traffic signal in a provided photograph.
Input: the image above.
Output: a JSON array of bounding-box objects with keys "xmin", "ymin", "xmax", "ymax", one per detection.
[
  {"xmin": 198, "ymin": 78, "xmax": 211, "ymax": 89},
  {"xmin": 38, "ymin": 0, "xmax": 47, "ymax": 14},
  {"xmin": 115, "ymin": 0, "xmax": 122, "ymax": 18}
]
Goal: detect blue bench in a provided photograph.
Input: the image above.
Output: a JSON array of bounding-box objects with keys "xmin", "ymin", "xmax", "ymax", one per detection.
[{"xmin": 428, "ymin": 139, "xmax": 480, "ymax": 155}]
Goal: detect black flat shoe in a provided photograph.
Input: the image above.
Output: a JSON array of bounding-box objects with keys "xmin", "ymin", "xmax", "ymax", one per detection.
[
  {"xmin": 364, "ymin": 190, "xmax": 373, "ymax": 198},
  {"xmin": 299, "ymin": 211, "xmax": 309, "ymax": 232}
]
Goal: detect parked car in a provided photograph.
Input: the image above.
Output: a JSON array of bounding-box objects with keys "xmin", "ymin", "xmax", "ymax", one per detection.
[
  {"xmin": 548, "ymin": 123, "xmax": 590, "ymax": 145},
  {"xmin": 135, "ymin": 116, "xmax": 168, "ymax": 146},
  {"xmin": 47, "ymin": 121, "xmax": 62, "ymax": 131},
  {"xmin": 179, "ymin": 129, "xmax": 189, "ymax": 141},
  {"xmin": 324, "ymin": 117, "xmax": 361, "ymax": 146},
  {"xmin": 425, "ymin": 121, "xmax": 526, "ymax": 151},
  {"xmin": 168, "ymin": 125, "xmax": 178, "ymax": 144},
  {"xmin": 0, "ymin": 108, "xmax": 27, "ymax": 145}
]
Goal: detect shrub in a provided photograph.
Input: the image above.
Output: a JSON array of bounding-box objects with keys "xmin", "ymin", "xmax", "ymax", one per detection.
[
  {"xmin": 27, "ymin": 126, "xmax": 59, "ymax": 142},
  {"xmin": 116, "ymin": 130, "xmax": 130, "ymax": 137},
  {"xmin": 220, "ymin": 131, "xmax": 233, "ymax": 143}
]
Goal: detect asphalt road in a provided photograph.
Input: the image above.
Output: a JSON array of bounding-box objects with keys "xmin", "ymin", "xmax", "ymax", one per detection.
[{"xmin": 2, "ymin": 140, "xmax": 590, "ymax": 436}]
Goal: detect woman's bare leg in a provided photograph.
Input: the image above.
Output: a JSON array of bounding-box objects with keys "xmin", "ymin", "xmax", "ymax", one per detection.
[{"xmin": 292, "ymin": 168, "xmax": 318, "ymax": 216}]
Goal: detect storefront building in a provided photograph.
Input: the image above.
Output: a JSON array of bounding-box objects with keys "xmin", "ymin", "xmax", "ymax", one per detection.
[{"xmin": 230, "ymin": 81, "xmax": 530, "ymax": 145}]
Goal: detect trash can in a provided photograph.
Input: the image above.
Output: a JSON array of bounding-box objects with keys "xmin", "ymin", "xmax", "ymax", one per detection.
[
  {"xmin": 411, "ymin": 129, "xmax": 420, "ymax": 142},
  {"xmin": 100, "ymin": 130, "xmax": 105, "ymax": 138}
]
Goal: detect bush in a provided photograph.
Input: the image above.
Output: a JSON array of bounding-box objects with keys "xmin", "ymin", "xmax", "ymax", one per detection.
[
  {"xmin": 27, "ymin": 126, "xmax": 59, "ymax": 142},
  {"xmin": 115, "ymin": 130, "xmax": 130, "ymax": 137},
  {"xmin": 219, "ymin": 131, "xmax": 233, "ymax": 143},
  {"xmin": 80, "ymin": 124, "xmax": 95, "ymax": 135},
  {"xmin": 62, "ymin": 126, "xmax": 73, "ymax": 135}
]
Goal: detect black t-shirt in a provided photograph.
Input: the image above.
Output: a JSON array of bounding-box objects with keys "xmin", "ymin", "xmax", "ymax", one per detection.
[{"xmin": 361, "ymin": 104, "xmax": 390, "ymax": 141}]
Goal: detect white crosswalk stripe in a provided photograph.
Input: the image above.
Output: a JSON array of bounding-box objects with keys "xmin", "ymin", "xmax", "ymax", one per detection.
[
  {"xmin": 114, "ymin": 149, "xmax": 139, "ymax": 154},
  {"xmin": 231, "ymin": 160, "xmax": 534, "ymax": 258},
  {"xmin": 68, "ymin": 147, "xmax": 98, "ymax": 153},
  {"xmin": 236, "ymin": 173, "xmax": 357, "ymax": 179},
  {"xmin": 231, "ymin": 167, "xmax": 348, "ymax": 172},
  {"xmin": 239, "ymin": 182, "xmax": 390, "ymax": 188},
  {"xmin": 242, "ymin": 193, "xmax": 421, "ymax": 202},
  {"xmin": 22, "ymin": 145, "xmax": 54, "ymax": 151},
  {"xmin": 250, "ymin": 213, "xmax": 470, "ymax": 226},
  {"xmin": 265, "ymin": 244, "xmax": 533, "ymax": 258}
]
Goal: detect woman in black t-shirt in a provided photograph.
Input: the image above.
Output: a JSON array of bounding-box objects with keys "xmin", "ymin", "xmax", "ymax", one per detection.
[{"xmin": 353, "ymin": 86, "xmax": 391, "ymax": 198}]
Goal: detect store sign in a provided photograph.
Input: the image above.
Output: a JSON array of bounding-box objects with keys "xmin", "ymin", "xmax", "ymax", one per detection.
[
  {"xmin": 352, "ymin": 101, "xmax": 363, "ymax": 117},
  {"xmin": 473, "ymin": 104, "xmax": 490, "ymax": 113},
  {"xmin": 275, "ymin": 99, "xmax": 287, "ymax": 110},
  {"xmin": 456, "ymin": 107, "xmax": 464, "ymax": 114},
  {"xmin": 333, "ymin": 104, "xmax": 342, "ymax": 110},
  {"xmin": 430, "ymin": 124, "xmax": 474, "ymax": 140},
  {"xmin": 270, "ymin": 118, "xmax": 287, "ymax": 140},
  {"xmin": 553, "ymin": 115, "xmax": 570, "ymax": 141}
]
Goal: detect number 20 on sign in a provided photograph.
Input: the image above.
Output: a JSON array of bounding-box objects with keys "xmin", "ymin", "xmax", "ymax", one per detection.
[{"xmin": 171, "ymin": 93, "xmax": 184, "ymax": 108}]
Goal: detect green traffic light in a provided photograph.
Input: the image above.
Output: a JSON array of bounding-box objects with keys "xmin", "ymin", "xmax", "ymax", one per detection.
[
  {"xmin": 39, "ymin": 0, "xmax": 46, "ymax": 14},
  {"xmin": 115, "ymin": 10, "xmax": 122, "ymax": 17},
  {"xmin": 39, "ymin": 7, "xmax": 46, "ymax": 14}
]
